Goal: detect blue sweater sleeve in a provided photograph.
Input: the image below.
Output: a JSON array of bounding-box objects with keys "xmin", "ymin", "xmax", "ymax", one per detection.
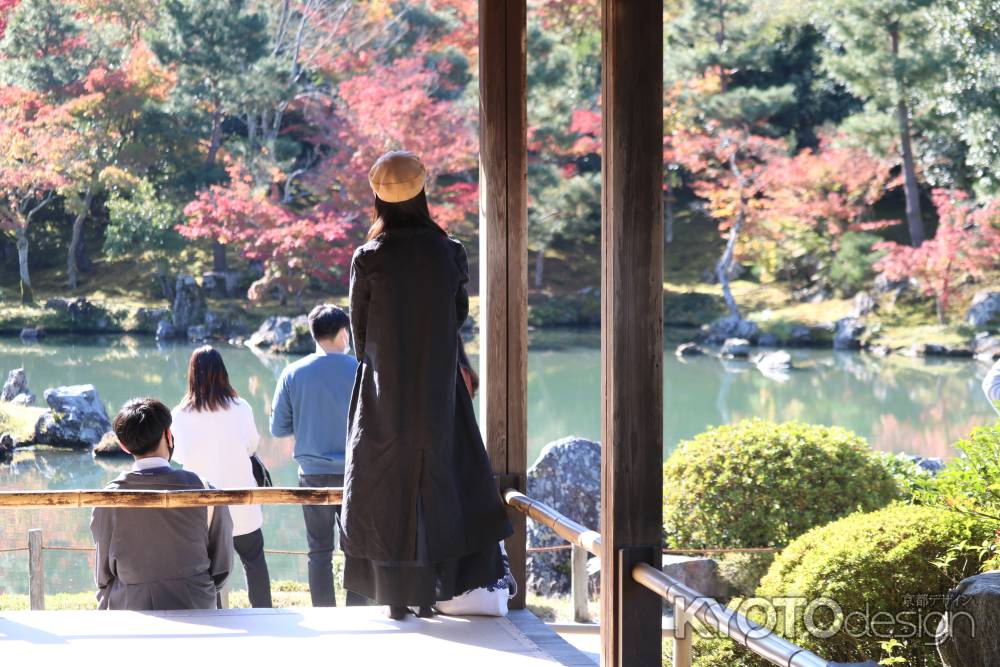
[{"xmin": 270, "ymin": 372, "xmax": 294, "ymax": 437}]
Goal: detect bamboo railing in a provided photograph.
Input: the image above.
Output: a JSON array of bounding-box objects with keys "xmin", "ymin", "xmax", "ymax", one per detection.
[{"xmin": 0, "ymin": 487, "xmax": 342, "ymax": 509}]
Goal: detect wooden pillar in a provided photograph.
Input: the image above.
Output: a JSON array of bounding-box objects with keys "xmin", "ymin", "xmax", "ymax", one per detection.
[
  {"xmin": 600, "ymin": 0, "xmax": 664, "ymax": 665},
  {"xmin": 28, "ymin": 528, "xmax": 44, "ymax": 610},
  {"xmin": 479, "ymin": 0, "xmax": 528, "ymax": 610}
]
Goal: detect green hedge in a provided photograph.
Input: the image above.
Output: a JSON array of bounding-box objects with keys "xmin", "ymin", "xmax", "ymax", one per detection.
[
  {"xmin": 663, "ymin": 419, "xmax": 901, "ymax": 549},
  {"xmin": 693, "ymin": 504, "xmax": 992, "ymax": 667}
]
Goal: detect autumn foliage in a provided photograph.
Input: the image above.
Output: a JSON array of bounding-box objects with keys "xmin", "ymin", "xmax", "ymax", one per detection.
[{"xmin": 875, "ymin": 190, "xmax": 1000, "ymax": 323}]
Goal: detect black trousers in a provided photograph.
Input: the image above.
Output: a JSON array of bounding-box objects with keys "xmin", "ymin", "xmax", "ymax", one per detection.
[
  {"xmin": 234, "ymin": 528, "xmax": 272, "ymax": 608},
  {"xmin": 300, "ymin": 473, "xmax": 367, "ymax": 607}
]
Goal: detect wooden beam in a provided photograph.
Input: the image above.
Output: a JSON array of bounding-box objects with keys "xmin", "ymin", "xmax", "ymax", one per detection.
[
  {"xmin": 0, "ymin": 487, "xmax": 343, "ymax": 509},
  {"xmin": 600, "ymin": 1, "xmax": 665, "ymax": 665},
  {"xmin": 479, "ymin": 0, "xmax": 528, "ymax": 610}
]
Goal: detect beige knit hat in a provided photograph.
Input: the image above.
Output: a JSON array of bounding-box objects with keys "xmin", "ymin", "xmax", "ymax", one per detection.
[{"xmin": 368, "ymin": 150, "xmax": 427, "ymax": 203}]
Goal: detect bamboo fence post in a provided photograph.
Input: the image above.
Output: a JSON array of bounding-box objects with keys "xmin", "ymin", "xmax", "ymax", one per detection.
[
  {"xmin": 571, "ymin": 544, "xmax": 590, "ymax": 623},
  {"xmin": 28, "ymin": 528, "xmax": 44, "ymax": 610}
]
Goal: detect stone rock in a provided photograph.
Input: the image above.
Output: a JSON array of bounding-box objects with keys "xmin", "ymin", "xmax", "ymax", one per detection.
[
  {"xmin": 155, "ymin": 319, "xmax": 175, "ymax": 341},
  {"xmin": 187, "ymin": 325, "xmax": 209, "ymax": 342},
  {"xmin": 973, "ymin": 333, "xmax": 1000, "ymax": 362},
  {"xmin": 901, "ymin": 454, "xmax": 947, "ymax": 475},
  {"xmin": 662, "ymin": 556, "xmax": 732, "ymax": 601},
  {"xmin": 34, "ymin": 384, "xmax": 112, "ymax": 449},
  {"xmin": 757, "ymin": 333, "xmax": 779, "ymax": 348},
  {"xmin": 0, "ymin": 433, "xmax": 12, "ymax": 461},
  {"xmin": 1, "ymin": 368, "xmax": 31, "ymax": 402},
  {"xmin": 134, "ymin": 307, "xmax": 169, "ymax": 334},
  {"xmin": 93, "ymin": 431, "xmax": 127, "ymax": 458},
  {"xmin": 10, "ymin": 392, "xmax": 34, "ymax": 406},
  {"xmin": 869, "ymin": 345, "xmax": 892, "ymax": 358},
  {"xmin": 247, "ymin": 315, "xmax": 313, "ymax": 354},
  {"xmin": 720, "ymin": 338, "xmax": 752, "ymax": 358},
  {"xmin": 46, "ymin": 297, "xmax": 111, "ymax": 330},
  {"xmin": 526, "ymin": 437, "xmax": 601, "ymax": 596},
  {"xmin": 171, "ymin": 275, "xmax": 207, "ymax": 332},
  {"xmin": 833, "ymin": 317, "xmax": 866, "ymax": 350},
  {"xmin": 850, "ymin": 291, "xmax": 877, "ymax": 318},
  {"xmin": 675, "ymin": 343, "xmax": 705, "ymax": 357},
  {"xmin": 201, "ymin": 271, "xmax": 241, "ymax": 298},
  {"xmin": 754, "ymin": 350, "xmax": 793, "ymax": 371},
  {"xmin": 785, "ymin": 325, "xmax": 815, "ymax": 347},
  {"xmin": 704, "ymin": 316, "xmax": 759, "ymax": 344},
  {"xmin": 967, "ymin": 291, "xmax": 1000, "ymax": 331},
  {"xmin": 936, "ymin": 571, "xmax": 1000, "ymax": 667},
  {"xmin": 19, "ymin": 327, "xmax": 41, "ymax": 340}
]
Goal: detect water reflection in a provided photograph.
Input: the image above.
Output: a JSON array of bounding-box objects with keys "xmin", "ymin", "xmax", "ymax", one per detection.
[{"xmin": 0, "ymin": 332, "xmax": 996, "ymax": 594}]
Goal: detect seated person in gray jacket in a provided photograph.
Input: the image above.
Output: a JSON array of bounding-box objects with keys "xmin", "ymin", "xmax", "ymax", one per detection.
[{"xmin": 90, "ymin": 397, "xmax": 234, "ymax": 610}]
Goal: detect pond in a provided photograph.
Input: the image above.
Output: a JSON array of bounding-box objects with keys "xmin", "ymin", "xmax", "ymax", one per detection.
[{"xmin": 0, "ymin": 331, "xmax": 996, "ymax": 596}]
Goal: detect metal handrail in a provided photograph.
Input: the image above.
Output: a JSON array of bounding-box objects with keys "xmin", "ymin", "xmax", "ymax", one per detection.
[{"xmin": 502, "ymin": 488, "xmax": 876, "ymax": 667}]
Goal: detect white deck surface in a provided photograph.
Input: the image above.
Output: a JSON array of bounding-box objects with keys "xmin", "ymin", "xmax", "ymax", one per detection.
[{"xmin": 0, "ymin": 607, "xmax": 592, "ymax": 666}]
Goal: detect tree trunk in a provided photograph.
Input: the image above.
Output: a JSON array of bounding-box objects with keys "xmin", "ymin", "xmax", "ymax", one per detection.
[
  {"xmin": 896, "ymin": 100, "xmax": 925, "ymax": 247},
  {"xmin": 717, "ymin": 151, "xmax": 747, "ymax": 321},
  {"xmin": 67, "ymin": 187, "xmax": 93, "ymax": 290},
  {"xmin": 716, "ymin": 214, "xmax": 742, "ymax": 320},
  {"xmin": 15, "ymin": 222, "xmax": 32, "ymax": 304},
  {"xmin": 889, "ymin": 28, "xmax": 925, "ymax": 247},
  {"xmin": 206, "ymin": 110, "xmax": 223, "ymax": 167},
  {"xmin": 212, "ymin": 241, "xmax": 228, "ymax": 272},
  {"xmin": 533, "ymin": 249, "xmax": 545, "ymax": 288}
]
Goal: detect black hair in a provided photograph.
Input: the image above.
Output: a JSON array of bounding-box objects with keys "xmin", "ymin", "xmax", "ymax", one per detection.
[
  {"xmin": 367, "ymin": 190, "xmax": 445, "ymax": 241},
  {"xmin": 308, "ymin": 304, "xmax": 350, "ymax": 341},
  {"xmin": 113, "ymin": 397, "xmax": 172, "ymax": 457}
]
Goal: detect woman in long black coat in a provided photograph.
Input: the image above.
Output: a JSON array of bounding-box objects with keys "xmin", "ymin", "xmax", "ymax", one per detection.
[{"xmin": 340, "ymin": 151, "xmax": 513, "ymax": 619}]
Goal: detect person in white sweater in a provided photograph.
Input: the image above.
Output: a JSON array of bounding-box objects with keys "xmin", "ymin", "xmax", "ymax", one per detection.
[{"xmin": 171, "ymin": 346, "xmax": 272, "ymax": 608}]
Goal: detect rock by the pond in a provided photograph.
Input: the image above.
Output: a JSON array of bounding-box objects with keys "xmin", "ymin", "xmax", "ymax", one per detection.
[
  {"xmin": 34, "ymin": 384, "xmax": 112, "ymax": 449},
  {"xmin": 247, "ymin": 315, "xmax": 313, "ymax": 354},
  {"xmin": 93, "ymin": 431, "xmax": 128, "ymax": 458},
  {"xmin": 201, "ymin": 271, "xmax": 241, "ymax": 298},
  {"xmin": 675, "ymin": 342, "xmax": 705, "ymax": 357},
  {"xmin": 720, "ymin": 338, "xmax": 752, "ymax": 358},
  {"xmin": 936, "ymin": 571, "xmax": 1000, "ymax": 667},
  {"xmin": 1, "ymin": 368, "xmax": 31, "ymax": 402},
  {"xmin": 0, "ymin": 433, "xmax": 13, "ymax": 460},
  {"xmin": 784, "ymin": 325, "xmax": 815, "ymax": 347},
  {"xmin": 850, "ymin": 291, "xmax": 877, "ymax": 318},
  {"xmin": 973, "ymin": 333, "xmax": 1000, "ymax": 361},
  {"xmin": 171, "ymin": 275, "xmax": 207, "ymax": 333},
  {"xmin": 902, "ymin": 454, "xmax": 947, "ymax": 475},
  {"xmin": 662, "ymin": 556, "xmax": 732, "ymax": 601},
  {"xmin": 833, "ymin": 317, "xmax": 866, "ymax": 350},
  {"xmin": 9, "ymin": 393, "xmax": 35, "ymax": 406},
  {"xmin": 704, "ymin": 316, "xmax": 759, "ymax": 344},
  {"xmin": 45, "ymin": 297, "xmax": 112, "ymax": 331},
  {"xmin": 155, "ymin": 319, "xmax": 175, "ymax": 341},
  {"xmin": 757, "ymin": 333, "xmax": 779, "ymax": 348},
  {"xmin": 967, "ymin": 291, "xmax": 1000, "ymax": 331},
  {"xmin": 526, "ymin": 437, "xmax": 601, "ymax": 596},
  {"xmin": 753, "ymin": 350, "xmax": 792, "ymax": 371},
  {"xmin": 19, "ymin": 327, "xmax": 41, "ymax": 340},
  {"xmin": 187, "ymin": 325, "xmax": 209, "ymax": 342},
  {"xmin": 902, "ymin": 343, "xmax": 973, "ymax": 358},
  {"xmin": 134, "ymin": 307, "xmax": 170, "ymax": 334}
]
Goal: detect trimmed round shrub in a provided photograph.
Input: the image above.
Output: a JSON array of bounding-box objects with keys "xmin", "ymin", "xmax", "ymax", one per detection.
[
  {"xmin": 663, "ymin": 419, "xmax": 901, "ymax": 549},
  {"xmin": 693, "ymin": 505, "xmax": 993, "ymax": 667}
]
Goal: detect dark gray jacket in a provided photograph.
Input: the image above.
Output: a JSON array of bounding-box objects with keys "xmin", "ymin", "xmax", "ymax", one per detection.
[
  {"xmin": 341, "ymin": 223, "xmax": 512, "ymax": 565},
  {"xmin": 90, "ymin": 467, "xmax": 233, "ymax": 610}
]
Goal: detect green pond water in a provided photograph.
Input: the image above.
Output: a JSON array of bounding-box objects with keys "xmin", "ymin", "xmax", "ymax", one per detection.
[{"xmin": 0, "ymin": 330, "xmax": 996, "ymax": 596}]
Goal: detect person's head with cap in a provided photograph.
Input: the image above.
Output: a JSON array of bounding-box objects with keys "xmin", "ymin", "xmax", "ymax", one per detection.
[{"xmin": 367, "ymin": 150, "xmax": 444, "ymax": 241}]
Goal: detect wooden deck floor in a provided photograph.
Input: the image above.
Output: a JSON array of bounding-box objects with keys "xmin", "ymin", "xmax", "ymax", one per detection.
[{"xmin": 0, "ymin": 607, "xmax": 595, "ymax": 666}]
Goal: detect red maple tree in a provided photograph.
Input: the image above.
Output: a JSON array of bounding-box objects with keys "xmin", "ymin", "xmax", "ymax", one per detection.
[{"xmin": 875, "ymin": 189, "xmax": 1000, "ymax": 323}]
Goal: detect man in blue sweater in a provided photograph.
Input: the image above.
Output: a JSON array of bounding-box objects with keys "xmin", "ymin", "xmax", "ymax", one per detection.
[{"xmin": 270, "ymin": 304, "xmax": 364, "ymax": 606}]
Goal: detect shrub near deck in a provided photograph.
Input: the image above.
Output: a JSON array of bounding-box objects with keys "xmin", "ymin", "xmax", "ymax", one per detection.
[{"xmin": 663, "ymin": 419, "xmax": 901, "ymax": 549}]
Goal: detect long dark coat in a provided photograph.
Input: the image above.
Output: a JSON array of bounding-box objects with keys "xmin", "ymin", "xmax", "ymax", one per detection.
[{"xmin": 340, "ymin": 222, "xmax": 512, "ymax": 603}]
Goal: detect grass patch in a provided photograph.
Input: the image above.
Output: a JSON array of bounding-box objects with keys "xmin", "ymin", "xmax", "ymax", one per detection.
[{"xmin": 0, "ymin": 403, "xmax": 45, "ymax": 441}]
